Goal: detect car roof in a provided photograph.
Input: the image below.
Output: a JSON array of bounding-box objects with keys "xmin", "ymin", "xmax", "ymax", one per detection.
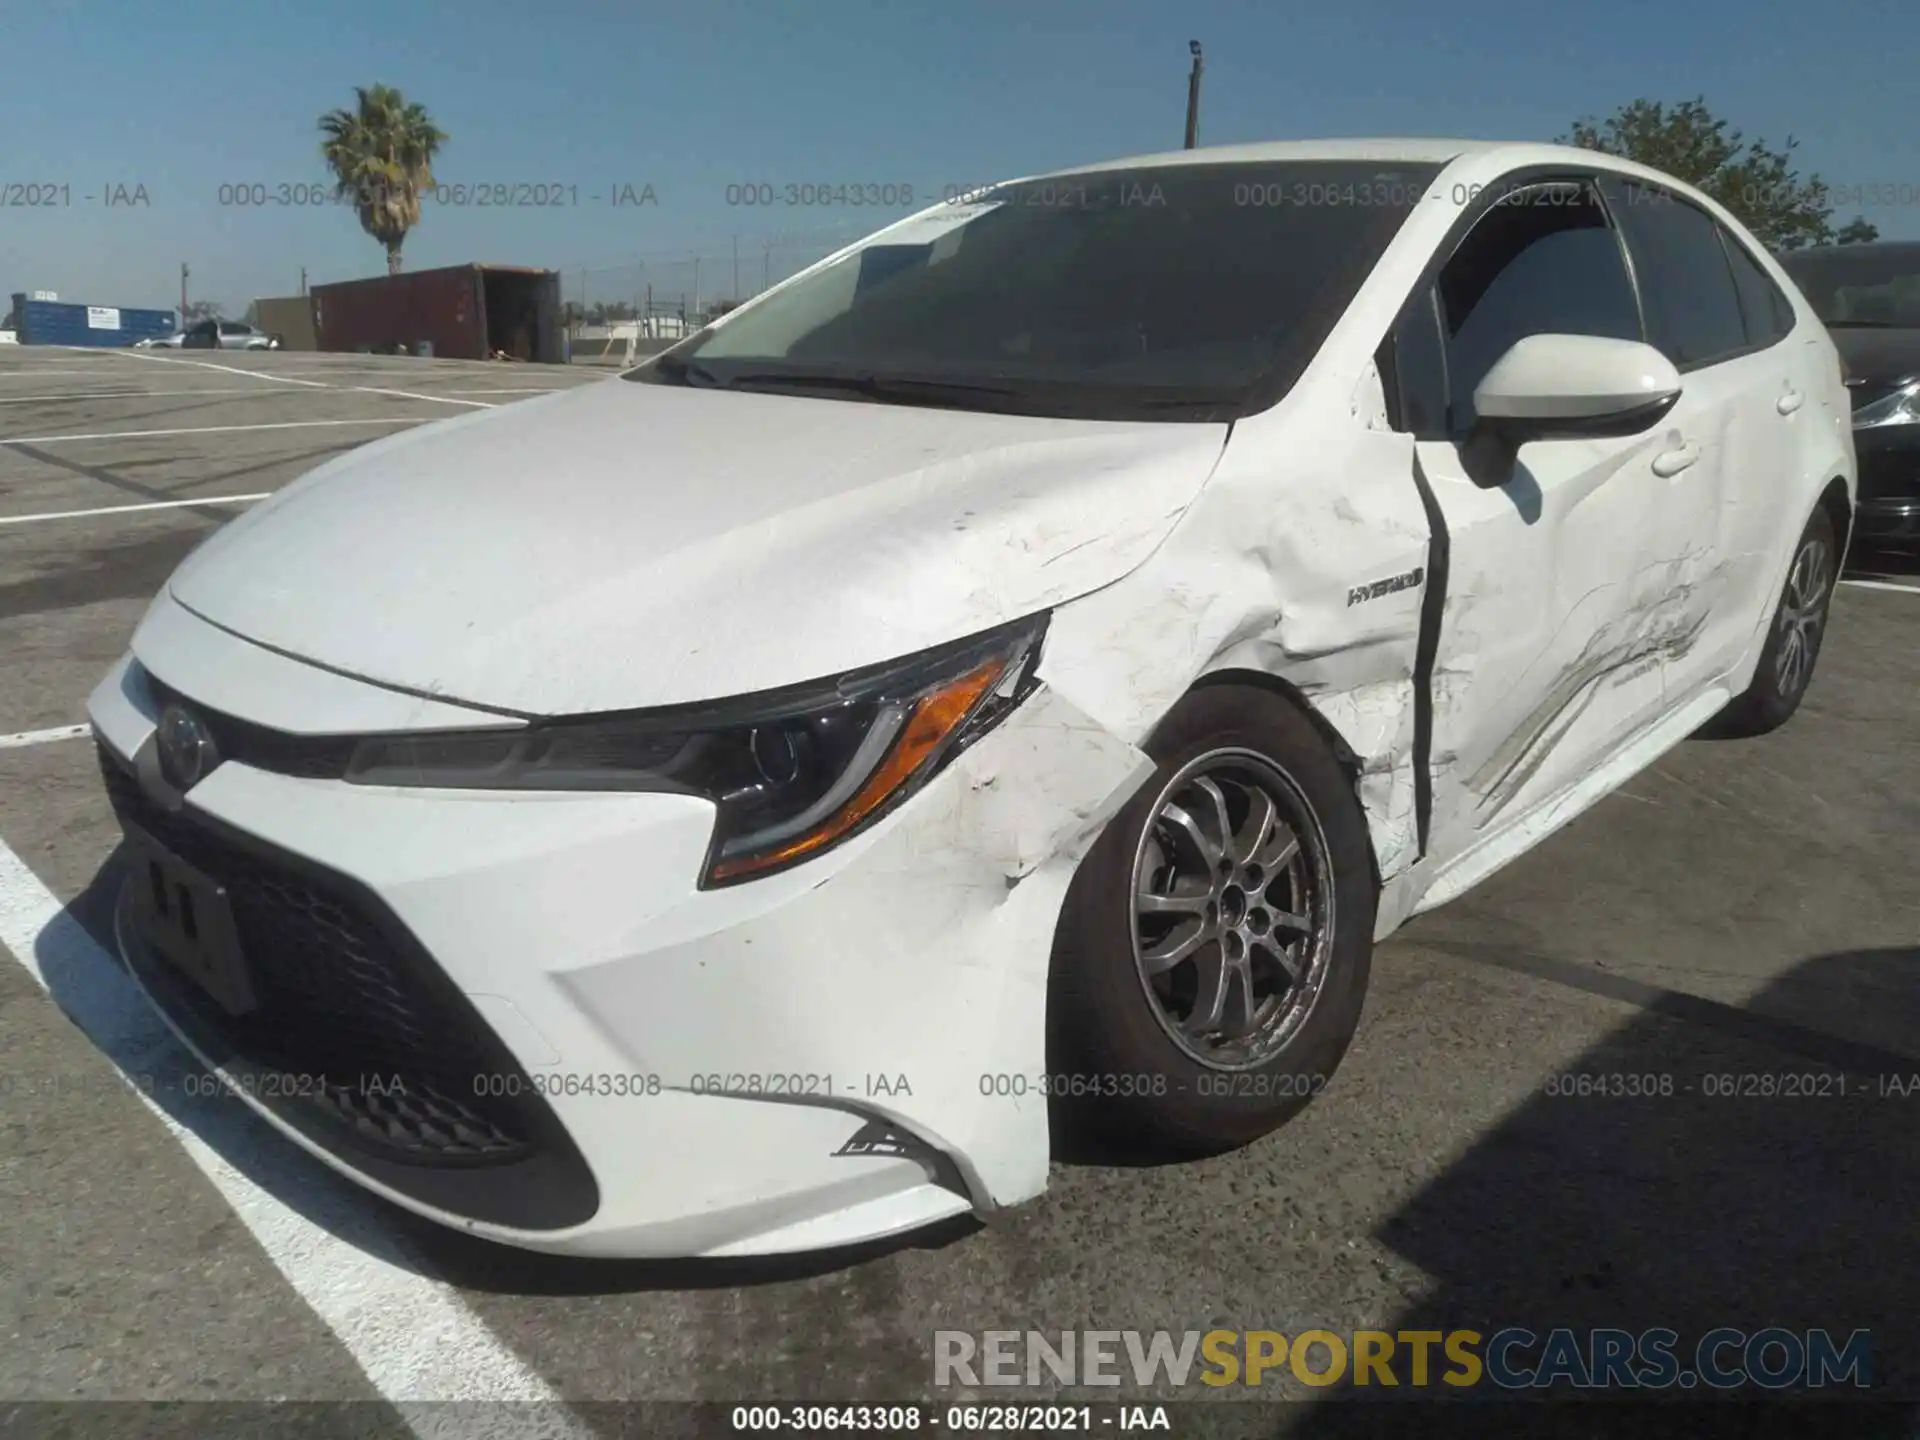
[{"xmin": 1034, "ymin": 137, "xmax": 1693, "ymax": 184}]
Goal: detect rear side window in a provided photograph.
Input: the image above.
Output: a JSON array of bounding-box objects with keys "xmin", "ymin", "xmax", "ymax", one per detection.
[
  {"xmin": 1718, "ymin": 228, "xmax": 1796, "ymax": 345},
  {"xmin": 1603, "ymin": 180, "xmax": 1748, "ymax": 369},
  {"xmin": 1436, "ymin": 181, "xmax": 1641, "ymax": 433}
]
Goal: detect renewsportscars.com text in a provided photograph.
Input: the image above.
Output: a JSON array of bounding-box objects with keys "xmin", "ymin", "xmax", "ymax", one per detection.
[{"xmin": 933, "ymin": 1327, "xmax": 1873, "ymax": 1391}]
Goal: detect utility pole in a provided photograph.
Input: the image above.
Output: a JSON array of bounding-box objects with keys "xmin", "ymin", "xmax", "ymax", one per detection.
[
  {"xmin": 299, "ymin": 266, "xmax": 307, "ymax": 296},
  {"xmin": 180, "ymin": 262, "xmax": 189, "ymax": 325},
  {"xmin": 1184, "ymin": 40, "xmax": 1204, "ymax": 149},
  {"xmin": 763, "ymin": 239, "xmax": 771, "ymax": 295},
  {"xmin": 732, "ymin": 235, "xmax": 740, "ymax": 303}
]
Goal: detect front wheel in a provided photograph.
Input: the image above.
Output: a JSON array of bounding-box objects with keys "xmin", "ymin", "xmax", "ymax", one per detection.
[
  {"xmin": 1047, "ymin": 684, "xmax": 1377, "ymax": 1154},
  {"xmin": 1707, "ymin": 507, "xmax": 1838, "ymax": 738}
]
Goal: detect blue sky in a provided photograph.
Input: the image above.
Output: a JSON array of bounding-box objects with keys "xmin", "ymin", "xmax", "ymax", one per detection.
[{"xmin": 2, "ymin": 0, "xmax": 1912, "ymax": 316}]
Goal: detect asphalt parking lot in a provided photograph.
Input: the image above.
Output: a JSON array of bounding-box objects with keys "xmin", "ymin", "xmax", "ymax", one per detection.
[{"xmin": 1, "ymin": 343, "xmax": 1917, "ymax": 1437}]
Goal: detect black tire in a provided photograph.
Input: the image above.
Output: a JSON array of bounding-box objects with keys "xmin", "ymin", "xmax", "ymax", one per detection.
[
  {"xmin": 1706, "ymin": 506, "xmax": 1838, "ymax": 738},
  {"xmin": 1046, "ymin": 683, "xmax": 1377, "ymax": 1154}
]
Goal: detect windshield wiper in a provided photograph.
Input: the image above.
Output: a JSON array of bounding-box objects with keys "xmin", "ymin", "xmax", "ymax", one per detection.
[
  {"xmin": 651, "ymin": 362, "xmax": 1237, "ymax": 416},
  {"xmin": 726, "ymin": 370, "xmax": 1237, "ymax": 408},
  {"xmin": 721, "ymin": 370, "xmax": 1027, "ymax": 401}
]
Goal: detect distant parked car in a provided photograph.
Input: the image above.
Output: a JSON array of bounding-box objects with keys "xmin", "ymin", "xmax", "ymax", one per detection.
[
  {"xmin": 180, "ymin": 319, "xmax": 282, "ymax": 351},
  {"xmin": 1777, "ymin": 241, "xmax": 1920, "ymax": 549},
  {"xmin": 133, "ymin": 332, "xmax": 184, "ymax": 349}
]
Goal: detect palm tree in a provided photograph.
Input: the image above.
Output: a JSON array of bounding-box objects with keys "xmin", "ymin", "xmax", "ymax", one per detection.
[{"xmin": 319, "ymin": 85, "xmax": 448, "ymax": 275}]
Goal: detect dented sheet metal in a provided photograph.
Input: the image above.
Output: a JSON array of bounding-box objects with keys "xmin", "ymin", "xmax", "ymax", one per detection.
[
  {"xmin": 560, "ymin": 684, "xmax": 1155, "ymax": 1214},
  {"xmin": 1038, "ymin": 364, "xmax": 1433, "ymax": 904}
]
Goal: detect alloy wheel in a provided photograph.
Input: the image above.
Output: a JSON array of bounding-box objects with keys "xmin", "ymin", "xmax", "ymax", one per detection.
[
  {"xmin": 1775, "ymin": 533, "xmax": 1832, "ymax": 699},
  {"xmin": 1129, "ymin": 748, "xmax": 1335, "ymax": 1071}
]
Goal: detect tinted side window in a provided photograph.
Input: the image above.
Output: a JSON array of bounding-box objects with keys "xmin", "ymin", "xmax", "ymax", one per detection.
[
  {"xmin": 1719, "ymin": 227, "xmax": 1795, "ymax": 346},
  {"xmin": 1605, "ymin": 181, "xmax": 1748, "ymax": 368},
  {"xmin": 1436, "ymin": 183, "xmax": 1641, "ymax": 433},
  {"xmin": 1768, "ymin": 284, "xmax": 1796, "ymax": 335},
  {"xmin": 1389, "ymin": 286, "xmax": 1448, "ymax": 439},
  {"xmin": 220, "ymin": 321, "xmax": 247, "ymax": 335}
]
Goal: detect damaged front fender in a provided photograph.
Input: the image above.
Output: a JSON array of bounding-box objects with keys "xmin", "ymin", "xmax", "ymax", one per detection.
[{"xmin": 1034, "ymin": 372, "xmax": 1435, "ymax": 937}]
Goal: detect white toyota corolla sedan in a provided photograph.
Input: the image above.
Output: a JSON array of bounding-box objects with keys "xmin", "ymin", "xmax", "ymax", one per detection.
[{"xmin": 89, "ymin": 139, "xmax": 1854, "ymax": 1258}]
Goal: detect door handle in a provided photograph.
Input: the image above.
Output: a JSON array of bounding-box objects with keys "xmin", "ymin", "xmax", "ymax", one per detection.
[
  {"xmin": 1651, "ymin": 442, "xmax": 1700, "ymax": 478},
  {"xmin": 1777, "ymin": 389, "xmax": 1804, "ymax": 415}
]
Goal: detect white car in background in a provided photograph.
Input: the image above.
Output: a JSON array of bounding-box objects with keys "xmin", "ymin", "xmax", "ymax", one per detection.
[{"xmin": 89, "ymin": 138, "xmax": 1853, "ymax": 1259}]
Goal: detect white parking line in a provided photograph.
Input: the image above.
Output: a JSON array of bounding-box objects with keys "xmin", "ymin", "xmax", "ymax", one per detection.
[
  {"xmin": 0, "ymin": 724, "xmax": 91, "ymax": 749},
  {"xmin": 107, "ymin": 350, "xmax": 335, "ymax": 388},
  {"xmin": 0, "ymin": 838, "xmax": 588, "ymax": 1428},
  {"xmin": 0, "ymin": 418, "xmax": 427, "ymax": 445},
  {"xmin": 0, "ymin": 369, "xmax": 131, "ymax": 378},
  {"xmin": 0, "ymin": 494, "xmax": 271, "ymax": 526},
  {"xmin": 1839, "ymin": 578, "xmax": 1920, "ymax": 595},
  {"xmin": 351, "ymin": 385, "xmax": 494, "ymax": 408},
  {"xmin": 104, "ymin": 352, "xmax": 501, "ymax": 409},
  {"xmin": 0, "ymin": 389, "xmax": 262, "ymax": 404}
]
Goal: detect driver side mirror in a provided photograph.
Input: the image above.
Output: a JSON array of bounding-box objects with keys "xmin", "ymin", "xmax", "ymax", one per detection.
[{"xmin": 1474, "ymin": 333, "xmax": 1681, "ymax": 437}]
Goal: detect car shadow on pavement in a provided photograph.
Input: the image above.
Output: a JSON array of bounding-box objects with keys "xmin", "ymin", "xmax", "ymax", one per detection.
[{"xmin": 1276, "ymin": 944, "xmax": 1920, "ymax": 1440}]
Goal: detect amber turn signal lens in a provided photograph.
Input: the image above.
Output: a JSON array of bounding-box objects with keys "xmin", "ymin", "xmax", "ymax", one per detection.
[{"xmin": 707, "ymin": 655, "xmax": 1007, "ymax": 881}]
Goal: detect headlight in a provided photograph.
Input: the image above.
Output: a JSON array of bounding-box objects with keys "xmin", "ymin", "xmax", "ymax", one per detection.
[
  {"xmin": 344, "ymin": 614, "xmax": 1048, "ymax": 886},
  {"xmin": 1855, "ymin": 377, "xmax": 1920, "ymax": 430}
]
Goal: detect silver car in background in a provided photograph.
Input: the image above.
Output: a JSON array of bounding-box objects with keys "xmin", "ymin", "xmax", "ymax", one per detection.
[{"xmin": 180, "ymin": 319, "xmax": 282, "ymax": 350}]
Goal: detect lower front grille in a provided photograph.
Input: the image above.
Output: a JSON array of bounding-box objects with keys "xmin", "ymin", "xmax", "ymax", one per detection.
[{"xmin": 98, "ymin": 741, "xmax": 599, "ymax": 1230}]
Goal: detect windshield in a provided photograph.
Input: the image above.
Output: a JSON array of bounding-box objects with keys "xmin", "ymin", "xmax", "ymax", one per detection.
[
  {"xmin": 1778, "ymin": 246, "xmax": 1920, "ymax": 328},
  {"xmin": 629, "ymin": 160, "xmax": 1442, "ymax": 421}
]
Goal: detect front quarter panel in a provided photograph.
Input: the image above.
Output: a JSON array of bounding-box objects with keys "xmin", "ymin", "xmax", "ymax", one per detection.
[{"xmin": 1038, "ymin": 367, "xmax": 1433, "ymax": 933}]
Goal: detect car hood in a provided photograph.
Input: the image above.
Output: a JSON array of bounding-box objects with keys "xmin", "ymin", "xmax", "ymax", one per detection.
[{"xmin": 164, "ymin": 379, "xmax": 1229, "ymax": 715}]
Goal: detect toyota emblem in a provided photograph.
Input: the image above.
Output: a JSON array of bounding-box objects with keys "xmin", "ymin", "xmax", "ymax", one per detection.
[{"xmin": 156, "ymin": 704, "xmax": 219, "ymax": 791}]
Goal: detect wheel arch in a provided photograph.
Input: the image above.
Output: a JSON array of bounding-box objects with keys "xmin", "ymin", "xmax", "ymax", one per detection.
[
  {"xmin": 1178, "ymin": 667, "xmax": 1384, "ymax": 897},
  {"xmin": 1817, "ymin": 474, "xmax": 1852, "ymax": 562}
]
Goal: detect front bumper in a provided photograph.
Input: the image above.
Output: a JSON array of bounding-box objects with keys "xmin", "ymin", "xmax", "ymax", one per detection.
[{"xmin": 86, "ymin": 620, "xmax": 1152, "ymax": 1258}]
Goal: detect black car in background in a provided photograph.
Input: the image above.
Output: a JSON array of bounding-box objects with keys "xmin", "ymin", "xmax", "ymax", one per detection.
[{"xmin": 1777, "ymin": 241, "xmax": 1920, "ymax": 549}]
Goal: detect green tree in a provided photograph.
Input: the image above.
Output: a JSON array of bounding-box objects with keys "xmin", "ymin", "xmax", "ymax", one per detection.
[
  {"xmin": 1835, "ymin": 216, "xmax": 1881, "ymax": 245},
  {"xmin": 1560, "ymin": 97, "xmax": 1875, "ymax": 251},
  {"xmin": 319, "ymin": 84, "xmax": 448, "ymax": 275}
]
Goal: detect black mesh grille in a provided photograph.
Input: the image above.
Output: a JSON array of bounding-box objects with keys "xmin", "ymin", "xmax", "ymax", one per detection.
[{"xmin": 97, "ymin": 742, "xmax": 599, "ymax": 1229}]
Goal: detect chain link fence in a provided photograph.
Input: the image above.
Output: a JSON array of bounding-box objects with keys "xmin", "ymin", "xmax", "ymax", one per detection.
[{"xmin": 558, "ymin": 225, "xmax": 870, "ymax": 334}]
